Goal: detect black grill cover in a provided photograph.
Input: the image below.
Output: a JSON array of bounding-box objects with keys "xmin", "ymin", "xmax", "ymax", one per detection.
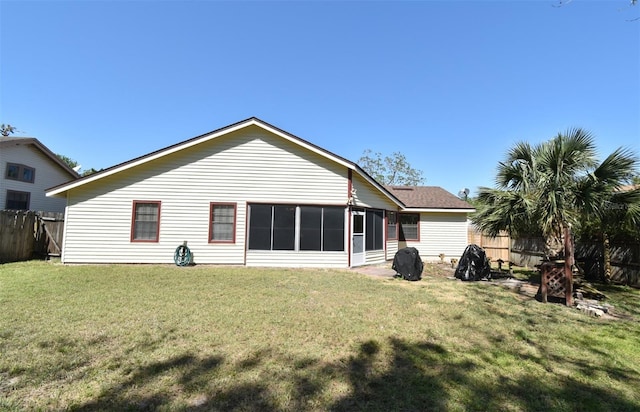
[
  {"xmin": 392, "ymin": 247, "xmax": 424, "ymax": 281},
  {"xmin": 454, "ymin": 244, "xmax": 491, "ymax": 281}
]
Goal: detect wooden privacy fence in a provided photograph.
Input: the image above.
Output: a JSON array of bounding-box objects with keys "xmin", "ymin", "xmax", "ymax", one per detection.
[
  {"xmin": 510, "ymin": 237, "xmax": 546, "ymax": 268},
  {"xmin": 0, "ymin": 210, "xmax": 64, "ymax": 263},
  {"xmin": 575, "ymin": 239, "xmax": 640, "ymax": 286},
  {"xmin": 469, "ymin": 228, "xmax": 640, "ymax": 287},
  {"xmin": 510, "ymin": 236, "xmax": 640, "ymax": 287},
  {"xmin": 467, "ymin": 226, "xmax": 510, "ymax": 262}
]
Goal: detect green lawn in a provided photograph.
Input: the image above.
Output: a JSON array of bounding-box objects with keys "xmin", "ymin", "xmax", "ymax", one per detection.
[{"xmin": 1, "ymin": 261, "xmax": 639, "ymax": 411}]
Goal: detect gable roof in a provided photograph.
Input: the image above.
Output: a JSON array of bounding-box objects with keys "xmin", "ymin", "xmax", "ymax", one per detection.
[
  {"xmin": 0, "ymin": 137, "xmax": 80, "ymax": 178},
  {"xmin": 45, "ymin": 117, "xmax": 404, "ymax": 207},
  {"xmin": 386, "ymin": 186, "xmax": 475, "ymax": 212}
]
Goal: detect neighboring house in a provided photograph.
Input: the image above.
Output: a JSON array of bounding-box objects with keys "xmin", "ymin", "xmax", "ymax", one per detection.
[
  {"xmin": 46, "ymin": 118, "xmax": 474, "ymax": 267},
  {"xmin": 1, "ymin": 137, "xmax": 79, "ymax": 213}
]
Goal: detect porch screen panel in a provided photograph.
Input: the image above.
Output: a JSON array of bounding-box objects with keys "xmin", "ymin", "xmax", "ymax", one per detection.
[
  {"xmin": 365, "ymin": 210, "xmax": 383, "ymax": 251},
  {"xmin": 248, "ymin": 205, "xmax": 272, "ymax": 250},
  {"xmin": 323, "ymin": 207, "xmax": 344, "ymax": 251},
  {"xmin": 300, "ymin": 206, "xmax": 322, "ymax": 251},
  {"xmin": 273, "ymin": 206, "xmax": 295, "ymax": 250}
]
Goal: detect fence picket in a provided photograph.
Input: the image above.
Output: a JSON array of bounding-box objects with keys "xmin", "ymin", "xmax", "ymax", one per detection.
[{"xmin": 0, "ymin": 210, "xmax": 64, "ymax": 263}]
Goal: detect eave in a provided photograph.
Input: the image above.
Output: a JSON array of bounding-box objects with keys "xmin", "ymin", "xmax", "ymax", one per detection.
[{"xmin": 401, "ymin": 207, "xmax": 476, "ymax": 213}]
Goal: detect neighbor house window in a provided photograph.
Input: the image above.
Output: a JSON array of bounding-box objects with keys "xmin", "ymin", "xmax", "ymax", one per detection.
[
  {"xmin": 248, "ymin": 204, "xmax": 345, "ymax": 252},
  {"xmin": 387, "ymin": 211, "xmax": 398, "ymax": 240},
  {"xmin": 5, "ymin": 190, "xmax": 30, "ymax": 210},
  {"xmin": 6, "ymin": 163, "xmax": 35, "ymax": 183},
  {"xmin": 399, "ymin": 213, "xmax": 419, "ymax": 241},
  {"xmin": 365, "ymin": 209, "xmax": 384, "ymax": 251},
  {"xmin": 210, "ymin": 203, "xmax": 236, "ymax": 243},
  {"xmin": 300, "ymin": 206, "xmax": 345, "ymax": 251},
  {"xmin": 131, "ymin": 201, "xmax": 160, "ymax": 242}
]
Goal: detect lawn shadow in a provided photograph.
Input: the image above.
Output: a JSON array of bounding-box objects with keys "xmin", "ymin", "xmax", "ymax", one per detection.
[
  {"xmin": 69, "ymin": 333, "xmax": 640, "ymax": 411},
  {"xmin": 72, "ymin": 354, "xmax": 223, "ymax": 411}
]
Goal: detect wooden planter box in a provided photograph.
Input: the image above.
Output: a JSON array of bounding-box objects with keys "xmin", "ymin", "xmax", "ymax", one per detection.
[{"xmin": 539, "ymin": 261, "xmax": 573, "ymax": 306}]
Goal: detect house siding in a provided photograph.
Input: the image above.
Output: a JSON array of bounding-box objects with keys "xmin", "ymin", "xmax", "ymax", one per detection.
[
  {"xmin": 245, "ymin": 251, "xmax": 347, "ymax": 268},
  {"xmin": 365, "ymin": 249, "xmax": 387, "ymax": 265},
  {"xmin": 0, "ymin": 142, "xmax": 71, "ymax": 213},
  {"xmin": 403, "ymin": 212, "xmax": 469, "ymax": 262},
  {"xmin": 348, "ymin": 173, "xmax": 401, "ymax": 265},
  {"xmin": 351, "ymin": 173, "xmax": 394, "ymax": 210},
  {"xmin": 386, "ymin": 240, "xmax": 399, "ymax": 261},
  {"xmin": 61, "ymin": 127, "xmax": 351, "ymax": 265}
]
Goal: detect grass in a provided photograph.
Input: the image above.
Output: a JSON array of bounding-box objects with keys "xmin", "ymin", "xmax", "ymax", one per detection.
[{"xmin": 1, "ymin": 261, "xmax": 639, "ymax": 411}]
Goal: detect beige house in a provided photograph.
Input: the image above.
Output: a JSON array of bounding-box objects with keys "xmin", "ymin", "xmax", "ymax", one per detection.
[
  {"xmin": 47, "ymin": 118, "xmax": 474, "ymax": 267},
  {"xmin": 1, "ymin": 137, "xmax": 79, "ymax": 213}
]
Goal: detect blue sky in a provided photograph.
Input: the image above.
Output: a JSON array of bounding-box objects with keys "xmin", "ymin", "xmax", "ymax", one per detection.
[{"xmin": 1, "ymin": 0, "xmax": 639, "ymax": 196}]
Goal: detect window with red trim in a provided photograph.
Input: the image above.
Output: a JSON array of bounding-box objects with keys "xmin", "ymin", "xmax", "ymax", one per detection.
[
  {"xmin": 209, "ymin": 203, "xmax": 236, "ymax": 243},
  {"xmin": 399, "ymin": 213, "xmax": 419, "ymax": 241},
  {"xmin": 387, "ymin": 211, "xmax": 398, "ymax": 240},
  {"xmin": 131, "ymin": 201, "xmax": 160, "ymax": 242}
]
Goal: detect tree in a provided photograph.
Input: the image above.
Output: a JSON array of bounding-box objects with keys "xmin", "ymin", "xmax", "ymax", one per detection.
[
  {"xmin": 81, "ymin": 168, "xmax": 100, "ymax": 177},
  {"xmin": 358, "ymin": 150, "xmax": 425, "ymax": 186},
  {"xmin": 57, "ymin": 154, "xmax": 79, "ymax": 170},
  {"xmin": 56, "ymin": 154, "xmax": 99, "ymax": 176},
  {"xmin": 472, "ymin": 128, "xmax": 640, "ymax": 277},
  {"xmin": 575, "ymin": 157, "xmax": 640, "ymax": 281},
  {"xmin": 1, "ymin": 124, "xmax": 17, "ymax": 136}
]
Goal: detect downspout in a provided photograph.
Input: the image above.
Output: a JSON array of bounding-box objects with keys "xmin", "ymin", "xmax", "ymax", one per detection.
[
  {"xmin": 60, "ymin": 193, "xmax": 70, "ymax": 263},
  {"xmin": 347, "ymin": 169, "xmax": 353, "ymax": 267}
]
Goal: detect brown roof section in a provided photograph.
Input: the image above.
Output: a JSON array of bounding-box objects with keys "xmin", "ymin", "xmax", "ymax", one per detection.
[{"xmin": 386, "ymin": 186, "xmax": 474, "ymax": 210}]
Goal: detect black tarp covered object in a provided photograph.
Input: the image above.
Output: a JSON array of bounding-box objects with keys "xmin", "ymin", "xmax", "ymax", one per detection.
[
  {"xmin": 454, "ymin": 244, "xmax": 491, "ymax": 281},
  {"xmin": 392, "ymin": 247, "xmax": 424, "ymax": 281}
]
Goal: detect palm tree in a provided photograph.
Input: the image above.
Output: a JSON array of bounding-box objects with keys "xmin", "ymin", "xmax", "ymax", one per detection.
[
  {"xmin": 473, "ymin": 129, "xmax": 640, "ymax": 280},
  {"xmin": 575, "ymin": 150, "xmax": 640, "ymax": 282}
]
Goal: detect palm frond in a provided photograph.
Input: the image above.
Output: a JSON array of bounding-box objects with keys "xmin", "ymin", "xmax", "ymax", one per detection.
[{"xmin": 592, "ymin": 146, "xmax": 639, "ymax": 187}]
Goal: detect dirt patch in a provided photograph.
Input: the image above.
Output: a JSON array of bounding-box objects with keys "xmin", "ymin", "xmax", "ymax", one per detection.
[
  {"xmin": 351, "ymin": 262, "xmax": 456, "ymax": 279},
  {"xmin": 353, "ymin": 264, "xmax": 624, "ymax": 320}
]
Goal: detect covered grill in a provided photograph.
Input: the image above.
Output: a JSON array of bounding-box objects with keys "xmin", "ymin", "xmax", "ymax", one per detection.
[
  {"xmin": 392, "ymin": 247, "xmax": 424, "ymax": 281},
  {"xmin": 454, "ymin": 244, "xmax": 491, "ymax": 281}
]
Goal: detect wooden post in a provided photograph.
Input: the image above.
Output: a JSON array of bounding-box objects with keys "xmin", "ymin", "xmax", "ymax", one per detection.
[
  {"xmin": 540, "ymin": 263, "xmax": 548, "ymax": 303},
  {"xmin": 564, "ymin": 226, "xmax": 573, "ymax": 306}
]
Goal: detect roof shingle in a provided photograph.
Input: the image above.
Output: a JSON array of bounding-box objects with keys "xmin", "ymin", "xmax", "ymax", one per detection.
[{"xmin": 386, "ymin": 186, "xmax": 474, "ymax": 209}]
